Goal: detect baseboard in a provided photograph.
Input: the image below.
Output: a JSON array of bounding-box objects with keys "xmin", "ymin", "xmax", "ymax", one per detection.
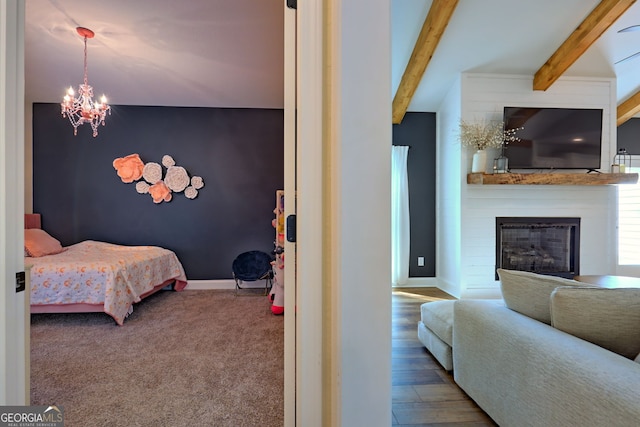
[
  {"xmin": 190, "ymin": 277, "xmax": 437, "ymax": 290},
  {"xmin": 436, "ymin": 278, "xmax": 460, "ymax": 299},
  {"xmin": 393, "ymin": 277, "xmax": 439, "ymax": 287},
  {"xmin": 185, "ymin": 279, "xmax": 270, "ymax": 290},
  {"xmin": 191, "ymin": 277, "xmax": 439, "ymax": 290},
  {"xmin": 185, "ymin": 280, "xmax": 236, "ymax": 290}
]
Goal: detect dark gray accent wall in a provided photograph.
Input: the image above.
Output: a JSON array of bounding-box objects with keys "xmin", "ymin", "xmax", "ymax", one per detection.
[
  {"xmin": 392, "ymin": 112, "xmax": 436, "ymax": 277},
  {"xmin": 32, "ymin": 103, "xmax": 283, "ymax": 280},
  {"xmin": 617, "ymin": 118, "xmax": 640, "ymax": 154}
]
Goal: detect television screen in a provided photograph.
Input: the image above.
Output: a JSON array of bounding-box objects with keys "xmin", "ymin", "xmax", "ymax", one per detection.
[{"xmin": 503, "ymin": 107, "xmax": 603, "ymax": 170}]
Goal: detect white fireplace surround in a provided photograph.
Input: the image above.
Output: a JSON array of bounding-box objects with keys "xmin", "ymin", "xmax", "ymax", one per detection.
[{"xmin": 436, "ymin": 74, "xmax": 618, "ymax": 299}]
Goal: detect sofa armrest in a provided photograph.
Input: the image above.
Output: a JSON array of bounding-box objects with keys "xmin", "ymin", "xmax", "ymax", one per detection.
[{"xmin": 453, "ymin": 299, "xmax": 640, "ymax": 427}]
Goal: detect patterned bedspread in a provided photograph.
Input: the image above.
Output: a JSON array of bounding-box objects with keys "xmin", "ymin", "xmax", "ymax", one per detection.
[{"xmin": 28, "ymin": 240, "xmax": 188, "ymax": 325}]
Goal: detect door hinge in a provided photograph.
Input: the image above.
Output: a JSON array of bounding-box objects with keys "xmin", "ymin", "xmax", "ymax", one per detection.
[{"xmin": 286, "ymin": 0, "xmax": 297, "ymax": 10}]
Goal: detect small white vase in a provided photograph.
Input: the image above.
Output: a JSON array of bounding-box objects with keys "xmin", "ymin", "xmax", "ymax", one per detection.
[{"xmin": 471, "ymin": 149, "xmax": 487, "ymax": 173}]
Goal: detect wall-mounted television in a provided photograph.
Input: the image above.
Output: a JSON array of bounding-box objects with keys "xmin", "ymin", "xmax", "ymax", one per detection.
[{"xmin": 503, "ymin": 107, "xmax": 603, "ymax": 170}]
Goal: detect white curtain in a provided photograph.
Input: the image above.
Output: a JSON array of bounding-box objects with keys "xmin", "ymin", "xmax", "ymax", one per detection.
[{"xmin": 391, "ymin": 146, "xmax": 410, "ymax": 286}]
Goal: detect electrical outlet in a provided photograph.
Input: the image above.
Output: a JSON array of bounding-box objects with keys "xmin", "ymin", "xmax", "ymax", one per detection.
[{"xmin": 417, "ymin": 257, "xmax": 425, "ymax": 267}]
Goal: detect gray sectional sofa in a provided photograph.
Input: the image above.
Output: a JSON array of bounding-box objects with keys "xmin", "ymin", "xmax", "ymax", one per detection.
[{"xmin": 450, "ymin": 269, "xmax": 640, "ymax": 427}]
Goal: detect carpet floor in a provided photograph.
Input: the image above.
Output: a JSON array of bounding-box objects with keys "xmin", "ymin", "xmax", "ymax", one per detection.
[{"xmin": 30, "ymin": 289, "xmax": 284, "ymax": 427}]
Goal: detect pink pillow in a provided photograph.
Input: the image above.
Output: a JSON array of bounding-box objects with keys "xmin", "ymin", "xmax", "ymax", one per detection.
[{"xmin": 24, "ymin": 229, "xmax": 65, "ymax": 257}]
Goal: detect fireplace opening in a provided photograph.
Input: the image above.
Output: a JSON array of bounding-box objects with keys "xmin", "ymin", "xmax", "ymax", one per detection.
[{"xmin": 495, "ymin": 217, "xmax": 580, "ymax": 279}]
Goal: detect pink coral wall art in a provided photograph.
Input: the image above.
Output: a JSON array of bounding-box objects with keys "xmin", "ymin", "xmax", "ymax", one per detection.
[{"xmin": 113, "ymin": 154, "xmax": 204, "ymax": 204}]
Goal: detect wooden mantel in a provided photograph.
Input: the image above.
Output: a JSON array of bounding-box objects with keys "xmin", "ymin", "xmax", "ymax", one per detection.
[{"xmin": 467, "ymin": 172, "xmax": 639, "ymax": 185}]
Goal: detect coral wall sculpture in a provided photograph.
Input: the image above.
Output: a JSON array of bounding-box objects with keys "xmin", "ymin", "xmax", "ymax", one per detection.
[{"xmin": 113, "ymin": 154, "xmax": 204, "ymax": 204}]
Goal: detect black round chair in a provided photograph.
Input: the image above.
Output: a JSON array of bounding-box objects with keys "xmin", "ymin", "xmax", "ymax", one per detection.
[{"xmin": 232, "ymin": 250, "xmax": 274, "ymax": 296}]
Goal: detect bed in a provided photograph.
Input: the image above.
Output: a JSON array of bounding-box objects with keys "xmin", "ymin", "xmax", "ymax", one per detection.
[{"xmin": 25, "ymin": 213, "xmax": 188, "ymax": 325}]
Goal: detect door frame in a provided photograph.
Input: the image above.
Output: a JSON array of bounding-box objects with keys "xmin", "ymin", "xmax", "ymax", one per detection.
[
  {"xmin": 283, "ymin": 3, "xmax": 297, "ymax": 426},
  {"xmin": 287, "ymin": 1, "xmax": 392, "ymax": 425},
  {"xmin": 0, "ymin": 0, "xmax": 28, "ymax": 405}
]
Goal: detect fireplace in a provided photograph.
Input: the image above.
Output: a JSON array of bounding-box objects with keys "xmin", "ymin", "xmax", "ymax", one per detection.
[{"xmin": 495, "ymin": 217, "xmax": 580, "ymax": 279}]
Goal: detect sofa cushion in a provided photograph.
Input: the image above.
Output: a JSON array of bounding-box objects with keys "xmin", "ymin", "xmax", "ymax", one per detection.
[
  {"xmin": 497, "ymin": 268, "xmax": 590, "ymax": 324},
  {"xmin": 420, "ymin": 300, "xmax": 455, "ymax": 345},
  {"xmin": 550, "ymin": 287, "xmax": 640, "ymax": 359}
]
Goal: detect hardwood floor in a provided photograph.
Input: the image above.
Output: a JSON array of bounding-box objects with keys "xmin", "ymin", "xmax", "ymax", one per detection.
[{"xmin": 391, "ymin": 287, "xmax": 497, "ymax": 426}]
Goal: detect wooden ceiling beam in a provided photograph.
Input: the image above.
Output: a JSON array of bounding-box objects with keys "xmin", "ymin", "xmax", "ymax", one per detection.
[
  {"xmin": 617, "ymin": 90, "xmax": 640, "ymax": 125},
  {"xmin": 533, "ymin": 0, "xmax": 635, "ymax": 92},
  {"xmin": 392, "ymin": 0, "xmax": 459, "ymax": 124}
]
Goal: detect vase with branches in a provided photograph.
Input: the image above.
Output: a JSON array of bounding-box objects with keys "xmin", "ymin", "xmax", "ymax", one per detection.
[
  {"xmin": 459, "ymin": 120, "xmax": 504, "ymax": 151},
  {"xmin": 494, "ymin": 125, "xmax": 523, "ymax": 173},
  {"xmin": 459, "ymin": 120, "xmax": 522, "ymax": 173}
]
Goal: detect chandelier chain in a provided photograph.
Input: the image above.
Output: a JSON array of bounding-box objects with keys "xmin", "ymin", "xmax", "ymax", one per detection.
[{"xmin": 83, "ymin": 35, "xmax": 89, "ymax": 87}]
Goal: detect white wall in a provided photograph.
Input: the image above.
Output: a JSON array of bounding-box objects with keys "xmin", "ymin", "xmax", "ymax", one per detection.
[
  {"xmin": 436, "ymin": 76, "xmax": 463, "ymax": 298},
  {"xmin": 438, "ymin": 73, "xmax": 618, "ymax": 298},
  {"xmin": 333, "ymin": 1, "xmax": 392, "ymax": 425}
]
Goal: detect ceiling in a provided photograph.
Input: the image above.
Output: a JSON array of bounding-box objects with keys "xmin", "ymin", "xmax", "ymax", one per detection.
[
  {"xmin": 25, "ymin": 0, "xmax": 285, "ymax": 109},
  {"xmin": 24, "ymin": 0, "xmax": 640, "ymax": 118}
]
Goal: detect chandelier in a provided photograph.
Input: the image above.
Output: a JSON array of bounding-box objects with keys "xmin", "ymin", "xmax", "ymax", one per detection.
[{"xmin": 61, "ymin": 27, "xmax": 110, "ymax": 137}]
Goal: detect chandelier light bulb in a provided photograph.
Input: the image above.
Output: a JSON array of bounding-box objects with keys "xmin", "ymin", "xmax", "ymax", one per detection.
[{"xmin": 60, "ymin": 27, "xmax": 111, "ymax": 137}]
